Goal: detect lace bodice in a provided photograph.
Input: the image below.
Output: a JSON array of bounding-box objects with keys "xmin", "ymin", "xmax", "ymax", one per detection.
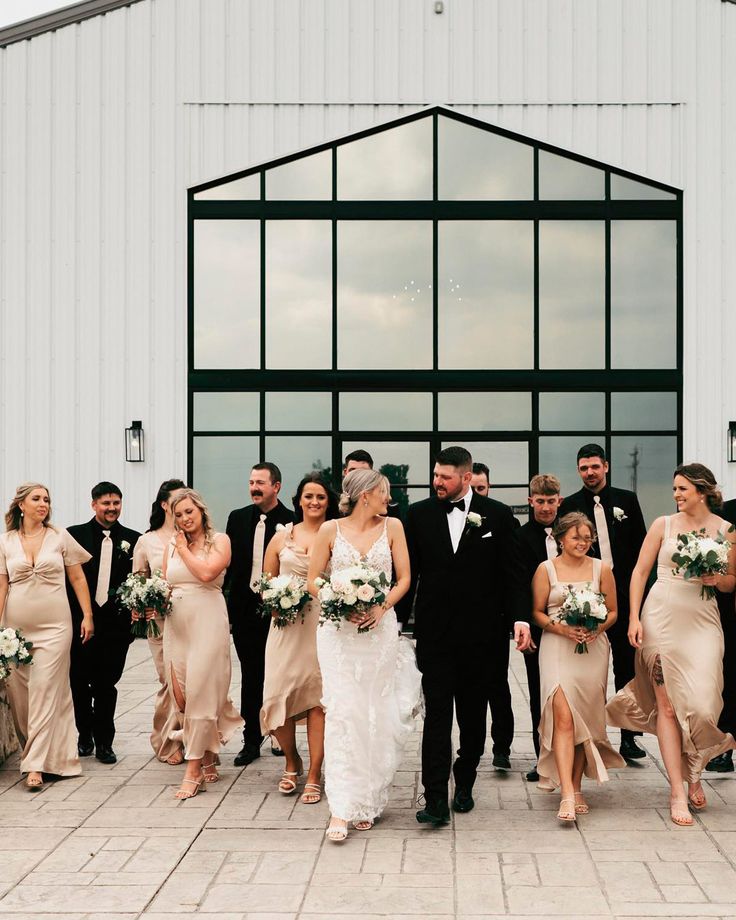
[{"xmin": 330, "ymin": 520, "xmax": 392, "ymax": 583}]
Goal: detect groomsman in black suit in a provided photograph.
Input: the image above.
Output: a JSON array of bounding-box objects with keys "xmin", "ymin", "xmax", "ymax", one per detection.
[
  {"xmin": 559, "ymin": 443, "xmax": 647, "ymax": 761},
  {"xmin": 512, "ymin": 474, "xmax": 562, "ymax": 782},
  {"xmin": 225, "ymin": 462, "xmax": 294, "ymax": 766},
  {"xmin": 67, "ymin": 482, "xmax": 140, "ymax": 763},
  {"xmin": 706, "ymin": 497, "xmax": 736, "ymax": 773},
  {"xmin": 469, "ymin": 459, "xmax": 518, "ymax": 771},
  {"xmin": 398, "ymin": 446, "xmax": 531, "ymax": 825}
]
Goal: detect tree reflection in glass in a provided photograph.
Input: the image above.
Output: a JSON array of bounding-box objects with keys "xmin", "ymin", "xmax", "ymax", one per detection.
[
  {"xmin": 193, "ymin": 436, "xmax": 259, "ymax": 530},
  {"xmin": 611, "ymin": 436, "xmax": 678, "ymax": 525}
]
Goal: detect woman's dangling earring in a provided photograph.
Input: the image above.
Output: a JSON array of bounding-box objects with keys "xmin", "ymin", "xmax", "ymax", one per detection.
[{"xmin": 363, "ymin": 498, "xmax": 368, "ymax": 507}]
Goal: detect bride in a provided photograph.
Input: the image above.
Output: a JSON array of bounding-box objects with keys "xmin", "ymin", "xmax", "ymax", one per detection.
[{"xmin": 307, "ymin": 468, "xmax": 422, "ymax": 842}]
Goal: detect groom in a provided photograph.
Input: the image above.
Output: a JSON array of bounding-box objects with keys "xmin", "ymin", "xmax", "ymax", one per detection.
[{"xmin": 398, "ymin": 446, "xmax": 530, "ymax": 825}]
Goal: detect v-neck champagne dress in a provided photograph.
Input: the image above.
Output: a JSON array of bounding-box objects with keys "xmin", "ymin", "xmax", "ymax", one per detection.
[{"xmin": 0, "ymin": 528, "xmax": 90, "ymax": 776}]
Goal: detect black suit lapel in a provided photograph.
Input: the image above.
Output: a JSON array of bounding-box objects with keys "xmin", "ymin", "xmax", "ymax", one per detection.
[
  {"xmin": 456, "ymin": 492, "xmax": 485, "ymax": 555},
  {"xmin": 433, "ymin": 498, "xmax": 455, "ymax": 559}
]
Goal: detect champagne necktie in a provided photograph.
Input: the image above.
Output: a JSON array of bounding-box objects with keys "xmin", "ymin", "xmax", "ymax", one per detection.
[
  {"xmin": 250, "ymin": 514, "xmax": 267, "ymax": 592},
  {"xmin": 593, "ymin": 496, "xmax": 613, "ymax": 569},
  {"xmin": 544, "ymin": 527, "xmax": 558, "ymax": 561},
  {"xmin": 95, "ymin": 530, "xmax": 113, "ymax": 606}
]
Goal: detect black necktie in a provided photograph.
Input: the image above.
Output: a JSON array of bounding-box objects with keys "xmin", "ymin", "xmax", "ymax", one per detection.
[{"xmin": 444, "ymin": 499, "xmax": 465, "ymax": 514}]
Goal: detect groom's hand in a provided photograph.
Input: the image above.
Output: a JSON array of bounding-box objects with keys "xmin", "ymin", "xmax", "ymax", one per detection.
[{"xmin": 513, "ymin": 622, "xmax": 532, "ymax": 652}]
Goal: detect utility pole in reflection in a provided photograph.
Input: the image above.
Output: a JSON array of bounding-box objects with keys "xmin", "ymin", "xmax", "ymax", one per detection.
[{"xmin": 629, "ymin": 445, "xmax": 640, "ymax": 493}]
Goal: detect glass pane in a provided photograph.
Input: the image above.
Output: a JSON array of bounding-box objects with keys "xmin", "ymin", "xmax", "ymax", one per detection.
[
  {"xmin": 439, "ymin": 221, "xmax": 534, "ymax": 369},
  {"xmin": 611, "ymin": 435, "xmax": 678, "ymax": 525},
  {"xmin": 265, "ymin": 392, "xmax": 332, "ymax": 430},
  {"xmin": 492, "ymin": 486, "xmax": 532, "ymax": 523},
  {"xmin": 611, "ymin": 221, "xmax": 677, "ymax": 369},
  {"xmin": 337, "ymin": 117, "xmax": 433, "ymax": 200},
  {"xmin": 193, "ymin": 393, "xmax": 260, "ymax": 432},
  {"xmin": 390, "ymin": 486, "xmax": 430, "ymax": 519},
  {"xmin": 266, "ymin": 221, "xmax": 332, "ymax": 369},
  {"xmin": 192, "ymin": 436, "xmax": 259, "ymax": 531},
  {"xmin": 265, "ymin": 150, "xmax": 331, "ymax": 200},
  {"xmin": 611, "ymin": 392, "xmax": 678, "ymax": 431},
  {"xmin": 193, "ymin": 174, "xmax": 260, "ymax": 201},
  {"xmin": 539, "ymin": 151, "xmax": 605, "ymax": 200},
  {"xmin": 438, "ymin": 115, "xmax": 533, "ymax": 200},
  {"xmin": 338, "ymin": 221, "xmax": 432, "ymax": 369},
  {"xmin": 264, "ymin": 436, "xmax": 333, "ymax": 503},
  {"xmin": 438, "ymin": 393, "xmax": 531, "ymax": 431},
  {"xmin": 340, "ymin": 393, "xmax": 432, "ymax": 431},
  {"xmin": 341, "ymin": 441, "xmax": 430, "ymax": 487},
  {"xmin": 539, "ymin": 393, "xmax": 605, "ymax": 431},
  {"xmin": 194, "ymin": 221, "xmax": 260, "ymax": 369},
  {"xmin": 610, "ymin": 174, "xmax": 676, "ymax": 201},
  {"xmin": 539, "ymin": 435, "xmax": 600, "ymax": 499},
  {"xmin": 539, "ymin": 221, "xmax": 605, "ymax": 369},
  {"xmin": 442, "ymin": 441, "xmax": 528, "ymax": 485}
]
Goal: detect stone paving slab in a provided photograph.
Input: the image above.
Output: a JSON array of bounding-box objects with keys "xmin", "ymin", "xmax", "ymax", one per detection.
[{"xmin": 1, "ymin": 640, "xmax": 736, "ymax": 918}]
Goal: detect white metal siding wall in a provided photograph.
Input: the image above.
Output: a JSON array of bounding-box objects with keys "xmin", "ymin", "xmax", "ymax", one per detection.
[{"xmin": 0, "ymin": 0, "xmax": 732, "ymax": 529}]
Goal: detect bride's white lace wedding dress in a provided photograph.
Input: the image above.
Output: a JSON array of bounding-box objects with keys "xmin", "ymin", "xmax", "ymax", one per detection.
[{"xmin": 316, "ymin": 519, "xmax": 422, "ymax": 824}]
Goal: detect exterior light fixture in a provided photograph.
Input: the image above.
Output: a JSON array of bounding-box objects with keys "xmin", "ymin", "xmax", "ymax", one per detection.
[
  {"xmin": 728, "ymin": 421, "xmax": 736, "ymax": 463},
  {"xmin": 125, "ymin": 420, "xmax": 144, "ymax": 462}
]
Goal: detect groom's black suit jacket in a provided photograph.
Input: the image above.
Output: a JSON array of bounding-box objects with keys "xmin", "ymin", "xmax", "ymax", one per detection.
[{"xmin": 397, "ymin": 492, "xmax": 517, "ymax": 656}]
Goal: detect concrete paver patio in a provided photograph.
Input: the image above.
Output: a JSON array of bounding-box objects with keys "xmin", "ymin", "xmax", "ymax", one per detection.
[{"xmin": 1, "ymin": 640, "xmax": 735, "ymax": 919}]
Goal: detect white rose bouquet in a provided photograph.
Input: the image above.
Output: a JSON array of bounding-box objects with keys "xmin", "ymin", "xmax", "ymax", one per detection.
[
  {"xmin": 671, "ymin": 529, "xmax": 731, "ymax": 599},
  {"xmin": 559, "ymin": 583, "xmax": 608, "ymax": 654},
  {"xmin": 315, "ymin": 564, "xmax": 390, "ymax": 633},
  {"xmin": 257, "ymin": 573, "xmax": 311, "ymax": 629},
  {"xmin": 0, "ymin": 627, "xmax": 33, "ymax": 680},
  {"xmin": 117, "ymin": 569, "xmax": 173, "ymax": 638}
]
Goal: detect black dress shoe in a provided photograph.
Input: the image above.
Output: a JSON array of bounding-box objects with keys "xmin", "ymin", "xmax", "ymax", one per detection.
[
  {"xmin": 95, "ymin": 746, "xmax": 117, "ymax": 764},
  {"xmin": 619, "ymin": 736, "xmax": 646, "ymax": 760},
  {"xmin": 416, "ymin": 799, "xmax": 450, "ymax": 827},
  {"xmin": 234, "ymin": 743, "xmax": 261, "ymax": 767},
  {"xmin": 526, "ymin": 766, "xmax": 539, "ymax": 782},
  {"xmin": 492, "ymin": 753, "xmax": 511, "ymax": 771},
  {"xmin": 452, "ymin": 787, "xmax": 474, "ymax": 813},
  {"xmin": 77, "ymin": 737, "xmax": 94, "ymax": 757},
  {"xmin": 706, "ymin": 752, "xmax": 734, "ymax": 773}
]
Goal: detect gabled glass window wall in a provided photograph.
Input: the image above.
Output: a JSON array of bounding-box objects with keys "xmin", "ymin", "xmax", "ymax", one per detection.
[{"xmin": 189, "ymin": 108, "xmax": 681, "ymax": 530}]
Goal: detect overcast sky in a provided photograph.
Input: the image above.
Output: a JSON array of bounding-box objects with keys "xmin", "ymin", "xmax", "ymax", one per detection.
[{"xmin": 0, "ymin": 1, "xmax": 64, "ymax": 28}]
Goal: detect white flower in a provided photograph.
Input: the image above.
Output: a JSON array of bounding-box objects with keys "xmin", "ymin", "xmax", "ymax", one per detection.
[
  {"xmin": 279, "ymin": 596, "xmax": 294, "ymax": 610},
  {"xmin": 343, "ymin": 594, "xmax": 357, "ymax": 606},
  {"xmin": 314, "ymin": 577, "xmax": 325, "ymax": 588},
  {"xmin": 466, "ymin": 512, "xmax": 483, "ymax": 528},
  {"xmin": 356, "ymin": 584, "xmax": 375, "ymax": 602},
  {"xmin": 318, "ymin": 585, "xmax": 335, "ymax": 603},
  {"xmin": 612, "ymin": 507, "xmax": 627, "ymax": 522},
  {"xmin": 119, "ymin": 540, "xmax": 131, "ymax": 554}
]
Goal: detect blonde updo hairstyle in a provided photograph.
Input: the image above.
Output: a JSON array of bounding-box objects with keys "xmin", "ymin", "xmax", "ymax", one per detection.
[
  {"xmin": 339, "ymin": 468, "xmax": 390, "ymax": 516},
  {"xmin": 674, "ymin": 463, "xmax": 723, "ymax": 512},
  {"xmin": 5, "ymin": 482, "xmax": 53, "ymax": 532},
  {"xmin": 552, "ymin": 511, "xmax": 596, "ymax": 553},
  {"xmin": 169, "ymin": 488, "xmax": 216, "ymax": 551}
]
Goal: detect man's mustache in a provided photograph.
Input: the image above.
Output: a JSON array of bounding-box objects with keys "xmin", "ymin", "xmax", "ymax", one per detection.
[{"xmin": 250, "ymin": 490, "xmax": 264, "ymax": 497}]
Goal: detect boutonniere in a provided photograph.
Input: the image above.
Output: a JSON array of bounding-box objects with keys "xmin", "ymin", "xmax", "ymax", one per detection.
[
  {"xmin": 612, "ymin": 507, "xmax": 627, "ymax": 522},
  {"xmin": 275, "ymin": 524, "xmax": 287, "ymax": 533},
  {"xmin": 466, "ymin": 512, "xmax": 483, "ymax": 528},
  {"xmin": 119, "ymin": 540, "xmax": 131, "ymax": 554}
]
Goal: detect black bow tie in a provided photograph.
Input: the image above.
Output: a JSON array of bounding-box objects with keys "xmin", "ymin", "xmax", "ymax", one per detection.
[{"xmin": 444, "ymin": 499, "xmax": 465, "ymax": 514}]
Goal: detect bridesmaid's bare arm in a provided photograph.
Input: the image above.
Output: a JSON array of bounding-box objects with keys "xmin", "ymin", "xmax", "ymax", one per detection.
[
  {"xmin": 262, "ymin": 531, "xmax": 285, "ymax": 581},
  {"xmin": 307, "ymin": 521, "xmax": 336, "ymax": 597},
  {"xmin": 67, "ymin": 563, "xmax": 95, "ymax": 643},
  {"xmin": 597, "ymin": 563, "xmax": 618, "ymax": 632},
  {"xmin": 531, "ymin": 564, "xmax": 578, "ymax": 645},
  {"xmin": 176, "ymin": 533, "xmax": 231, "ymax": 583},
  {"xmin": 628, "ymin": 516, "xmax": 666, "ymax": 647},
  {"xmin": 0, "ymin": 575, "xmax": 8, "ymax": 620}
]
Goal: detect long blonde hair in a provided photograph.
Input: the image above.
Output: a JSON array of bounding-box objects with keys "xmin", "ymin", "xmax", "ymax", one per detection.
[
  {"xmin": 5, "ymin": 482, "xmax": 53, "ymax": 532},
  {"xmin": 169, "ymin": 488, "xmax": 216, "ymax": 551}
]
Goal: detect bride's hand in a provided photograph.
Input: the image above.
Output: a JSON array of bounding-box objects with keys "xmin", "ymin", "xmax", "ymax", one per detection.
[{"xmin": 350, "ymin": 604, "xmax": 387, "ymax": 630}]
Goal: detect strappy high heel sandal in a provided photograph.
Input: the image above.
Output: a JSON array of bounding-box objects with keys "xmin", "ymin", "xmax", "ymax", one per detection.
[
  {"xmin": 353, "ymin": 820, "xmax": 373, "ymax": 831},
  {"xmin": 688, "ymin": 785, "xmax": 707, "ymax": 811},
  {"xmin": 325, "ymin": 817, "xmax": 348, "ymax": 842},
  {"xmin": 25, "ymin": 773, "xmax": 44, "ymax": 792},
  {"xmin": 301, "ymin": 782, "xmax": 322, "ymax": 804},
  {"xmin": 202, "ymin": 755, "xmax": 220, "ymax": 783},
  {"xmin": 670, "ymin": 798, "xmax": 693, "ymax": 826},
  {"xmin": 557, "ymin": 797, "xmax": 576, "ymax": 823},
  {"xmin": 174, "ymin": 772, "xmax": 206, "ymax": 800},
  {"xmin": 574, "ymin": 792, "xmax": 589, "ymax": 815}
]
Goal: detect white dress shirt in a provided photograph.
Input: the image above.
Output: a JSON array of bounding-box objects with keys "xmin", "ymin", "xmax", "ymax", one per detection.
[{"xmin": 446, "ymin": 488, "xmax": 472, "ymax": 553}]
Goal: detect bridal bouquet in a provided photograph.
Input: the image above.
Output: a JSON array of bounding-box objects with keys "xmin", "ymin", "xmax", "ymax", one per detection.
[
  {"xmin": 315, "ymin": 564, "xmax": 389, "ymax": 633},
  {"xmin": 257, "ymin": 573, "xmax": 311, "ymax": 629},
  {"xmin": 671, "ymin": 529, "xmax": 731, "ymax": 599},
  {"xmin": 117, "ymin": 570, "xmax": 172, "ymax": 638},
  {"xmin": 559, "ymin": 584, "xmax": 608, "ymax": 654},
  {"xmin": 0, "ymin": 627, "xmax": 33, "ymax": 680}
]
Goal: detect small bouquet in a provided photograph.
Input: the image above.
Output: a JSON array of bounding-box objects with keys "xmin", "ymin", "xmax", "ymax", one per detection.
[
  {"xmin": 0, "ymin": 627, "xmax": 33, "ymax": 680},
  {"xmin": 559, "ymin": 584, "xmax": 608, "ymax": 654},
  {"xmin": 315, "ymin": 564, "xmax": 389, "ymax": 633},
  {"xmin": 257, "ymin": 573, "xmax": 311, "ymax": 629},
  {"xmin": 671, "ymin": 529, "xmax": 731, "ymax": 599},
  {"xmin": 117, "ymin": 570, "xmax": 172, "ymax": 638}
]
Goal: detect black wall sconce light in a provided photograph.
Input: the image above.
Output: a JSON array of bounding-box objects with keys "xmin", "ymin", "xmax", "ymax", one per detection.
[
  {"xmin": 729, "ymin": 421, "xmax": 736, "ymax": 463},
  {"xmin": 125, "ymin": 421, "xmax": 145, "ymax": 462}
]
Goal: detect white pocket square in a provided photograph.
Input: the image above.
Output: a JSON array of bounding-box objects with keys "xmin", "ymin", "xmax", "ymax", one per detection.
[{"xmin": 481, "ymin": 531, "xmax": 493, "ymax": 539}]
